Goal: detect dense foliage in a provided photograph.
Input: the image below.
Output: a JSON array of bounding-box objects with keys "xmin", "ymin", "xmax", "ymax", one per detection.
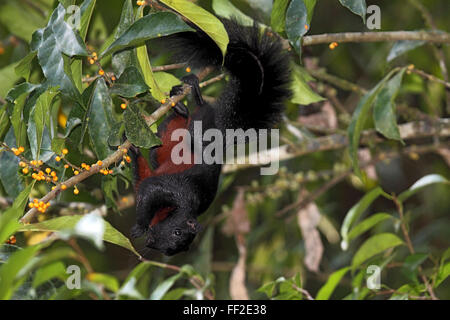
[{"xmin": 0, "ymin": 0, "xmax": 449, "ymax": 300}]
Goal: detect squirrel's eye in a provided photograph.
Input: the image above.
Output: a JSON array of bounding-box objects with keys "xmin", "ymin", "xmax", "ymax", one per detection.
[{"xmin": 174, "ymin": 229, "xmax": 182, "ymax": 236}]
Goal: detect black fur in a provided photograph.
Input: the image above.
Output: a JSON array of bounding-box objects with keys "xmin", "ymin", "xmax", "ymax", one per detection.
[{"xmin": 132, "ymin": 19, "xmax": 291, "ymax": 256}]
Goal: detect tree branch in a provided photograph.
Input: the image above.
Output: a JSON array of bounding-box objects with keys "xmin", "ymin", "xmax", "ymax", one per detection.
[
  {"xmin": 223, "ymin": 118, "xmax": 450, "ymax": 173},
  {"xmin": 302, "ymin": 31, "xmax": 450, "ymax": 46}
]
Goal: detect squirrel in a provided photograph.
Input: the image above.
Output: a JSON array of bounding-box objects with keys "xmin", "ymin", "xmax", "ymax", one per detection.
[{"xmin": 129, "ymin": 19, "xmax": 291, "ymax": 256}]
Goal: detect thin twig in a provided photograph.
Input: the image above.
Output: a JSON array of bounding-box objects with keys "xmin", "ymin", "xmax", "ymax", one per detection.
[
  {"xmin": 139, "ymin": 258, "xmax": 215, "ymax": 300},
  {"xmin": 392, "ymin": 196, "xmax": 438, "ymax": 300}
]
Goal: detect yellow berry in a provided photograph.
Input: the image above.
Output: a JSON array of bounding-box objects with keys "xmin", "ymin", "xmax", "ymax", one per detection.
[
  {"xmin": 122, "ymin": 148, "xmax": 128, "ymax": 154},
  {"xmin": 74, "ymin": 170, "xmax": 79, "ymax": 175},
  {"xmin": 121, "ymin": 161, "xmax": 125, "ymax": 166},
  {"xmin": 62, "ymin": 148, "xmax": 68, "ymax": 155},
  {"xmin": 61, "ymin": 184, "xmax": 67, "ymax": 190},
  {"xmin": 99, "ymin": 69, "xmax": 105, "ymax": 76},
  {"xmin": 22, "ymin": 168, "xmax": 29, "ymax": 174},
  {"xmin": 81, "ymin": 163, "xmax": 86, "ymax": 168},
  {"xmin": 45, "ymin": 168, "xmax": 51, "ymax": 174},
  {"xmin": 29, "ymin": 202, "xmax": 34, "ymax": 208},
  {"xmin": 86, "ymin": 165, "xmax": 91, "ymax": 171},
  {"xmin": 52, "ymin": 186, "xmax": 56, "ymax": 191},
  {"xmin": 19, "ymin": 161, "xmax": 26, "ymax": 167},
  {"xmin": 120, "ymin": 103, "xmax": 127, "ymax": 110},
  {"xmin": 18, "ymin": 146, "xmax": 25, "ymax": 153},
  {"xmin": 38, "ymin": 160, "xmax": 43, "ymax": 166},
  {"xmin": 53, "ymin": 176, "xmax": 58, "ymax": 182},
  {"xmin": 97, "ymin": 160, "xmax": 103, "ymax": 166},
  {"xmin": 55, "ymin": 156, "xmax": 61, "ymax": 162},
  {"xmin": 74, "ymin": 188, "xmax": 79, "ymax": 195},
  {"xmin": 51, "ymin": 171, "xmax": 56, "ymax": 177}
]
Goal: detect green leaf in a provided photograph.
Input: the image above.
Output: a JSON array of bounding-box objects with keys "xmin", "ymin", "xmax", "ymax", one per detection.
[
  {"xmin": 347, "ymin": 213, "xmax": 393, "ymax": 242},
  {"xmin": 0, "ymin": 128, "xmax": 24, "ymax": 198},
  {"xmin": 87, "ymin": 78, "xmax": 116, "ymax": 160},
  {"xmin": 285, "ymin": 0, "xmax": 308, "ymax": 56},
  {"xmin": 0, "ymin": 64, "xmax": 19, "ymax": 99},
  {"xmin": 101, "ymin": 11, "xmax": 194, "ymax": 57},
  {"xmin": 124, "ymin": 103, "xmax": 161, "ymax": 149},
  {"xmin": 150, "ymin": 273, "xmax": 183, "ymax": 300},
  {"xmin": 271, "ymin": 0, "xmax": 290, "ymax": 33},
  {"xmin": 110, "ymin": 66, "xmax": 149, "ymax": 98},
  {"xmin": 373, "ymin": 69, "xmax": 405, "ymax": 141},
  {"xmin": 153, "ymin": 72, "xmax": 181, "ymax": 94},
  {"xmin": 71, "ymin": 0, "xmax": 97, "ymax": 91},
  {"xmin": 0, "ymin": 245, "xmax": 42, "ymax": 299},
  {"xmin": 135, "ymin": 8, "xmax": 166, "ymax": 102},
  {"xmin": 15, "ymin": 51, "xmax": 38, "ymax": 81},
  {"xmin": 290, "ymin": 64, "xmax": 325, "ymax": 105},
  {"xmin": 0, "ymin": 182, "xmax": 35, "ymax": 244},
  {"xmin": 402, "ymin": 253, "xmax": 428, "ymax": 282},
  {"xmin": 160, "ymin": 0, "xmax": 229, "ymax": 59},
  {"xmin": 33, "ymin": 4, "xmax": 87, "ymax": 102},
  {"xmin": 87, "ymin": 273, "xmax": 120, "ymax": 293},
  {"xmin": 20, "ymin": 215, "xmax": 141, "ymax": 258},
  {"xmin": 32, "ymin": 262, "xmax": 68, "ymax": 289},
  {"xmin": 435, "ymin": 262, "xmax": 450, "ymax": 288},
  {"xmin": 347, "ymin": 69, "xmax": 399, "ymax": 180},
  {"xmin": 111, "ymin": 0, "xmax": 138, "ymax": 77},
  {"xmin": 398, "ymin": 174, "xmax": 449, "ymax": 202},
  {"xmin": 212, "ymin": 0, "xmax": 254, "ymax": 27},
  {"xmin": 340, "ymin": 187, "xmax": 391, "ymax": 250},
  {"xmin": 352, "ymin": 233, "xmax": 404, "ymax": 269},
  {"xmin": 0, "ymin": 0, "xmax": 46, "ymax": 42},
  {"xmin": 28, "ymin": 88, "xmax": 59, "ymax": 161},
  {"xmin": 387, "ymin": 40, "xmax": 425, "ymax": 62},
  {"xmin": 316, "ymin": 267, "xmax": 350, "ymax": 300},
  {"xmin": 338, "ymin": 0, "xmax": 367, "ymax": 23}
]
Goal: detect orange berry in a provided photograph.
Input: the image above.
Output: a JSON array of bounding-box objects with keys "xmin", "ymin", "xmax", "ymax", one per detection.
[
  {"xmin": 53, "ymin": 176, "xmax": 58, "ymax": 182},
  {"xmin": 122, "ymin": 148, "xmax": 128, "ymax": 154},
  {"xmin": 29, "ymin": 203, "xmax": 34, "ymax": 208},
  {"xmin": 160, "ymin": 99, "xmax": 166, "ymax": 104},
  {"xmin": 18, "ymin": 146, "xmax": 25, "ymax": 153},
  {"xmin": 99, "ymin": 69, "xmax": 105, "ymax": 76},
  {"xmin": 19, "ymin": 161, "xmax": 26, "ymax": 167},
  {"xmin": 55, "ymin": 156, "xmax": 61, "ymax": 162},
  {"xmin": 51, "ymin": 171, "xmax": 56, "ymax": 177},
  {"xmin": 125, "ymin": 156, "xmax": 131, "ymax": 163},
  {"xmin": 38, "ymin": 160, "xmax": 43, "ymax": 166},
  {"xmin": 120, "ymin": 103, "xmax": 127, "ymax": 110},
  {"xmin": 22, "ymin": 168, "xmax": 29, "ymax": 174},
  {"xmin": 62, "ymin": 148, "xmax": 68, "ymax": 155},
  {"xmin": 97, "ymin": 160, "xmax": 103, "ymax": 166},
  {"xmin": 64, "ymin": 164, "xmax": 69, "ymax": 169},
  {"xmin": 81, "ymin": 163, "xmax": 86, "ymax": 168},
  {"xmin": 61, "ymin": 184, "xmax": 67, "ymax": 190},
  {"xmin": 304, "ymin": 24, "xmax": 309, "ymax": 30},
  {"xmin": 111, "ymin": 76, "xmax": 116, "ymax": 81},
  {"xmin": 186, "ymin": 67, "xmax": 191, "ymax": 73}
]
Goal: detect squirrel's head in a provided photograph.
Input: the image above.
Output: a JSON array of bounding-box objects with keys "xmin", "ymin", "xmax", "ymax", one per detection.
[{"xmin": 132, "ymin": 192, "xmax": 202, "ymax": 256}]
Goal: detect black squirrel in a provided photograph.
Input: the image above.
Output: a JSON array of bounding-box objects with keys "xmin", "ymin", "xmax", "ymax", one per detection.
[{"xmin": 130, "ymin": 19, "xmax": 291, "ymax": 256}]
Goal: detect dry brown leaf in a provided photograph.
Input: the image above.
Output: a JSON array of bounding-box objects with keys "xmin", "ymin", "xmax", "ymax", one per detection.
[
  {"xmin": 229, "ymin": 241, "xmax": 249, "ymax": 300},
  {"xmin": 297, "ymin": 190, "xmax": 323, "ymax": 272},
  {"xmin": 222, "ymin": 189, "xmax": 250, "ymax": 236},
  {"xmin": 358, "ymin": 148, "xmax": 378, "ymax": 180}
]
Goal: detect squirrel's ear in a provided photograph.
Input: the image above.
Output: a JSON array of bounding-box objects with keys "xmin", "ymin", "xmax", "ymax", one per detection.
[{"xmin": 131, "ymin": 224, "xmax": 145, "ymax": 238}]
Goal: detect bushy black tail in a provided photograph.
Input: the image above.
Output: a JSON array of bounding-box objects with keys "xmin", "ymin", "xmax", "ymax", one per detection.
[{"xmin": 166, "ymin": 19, "xmax": 291, "ymax": 131}]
